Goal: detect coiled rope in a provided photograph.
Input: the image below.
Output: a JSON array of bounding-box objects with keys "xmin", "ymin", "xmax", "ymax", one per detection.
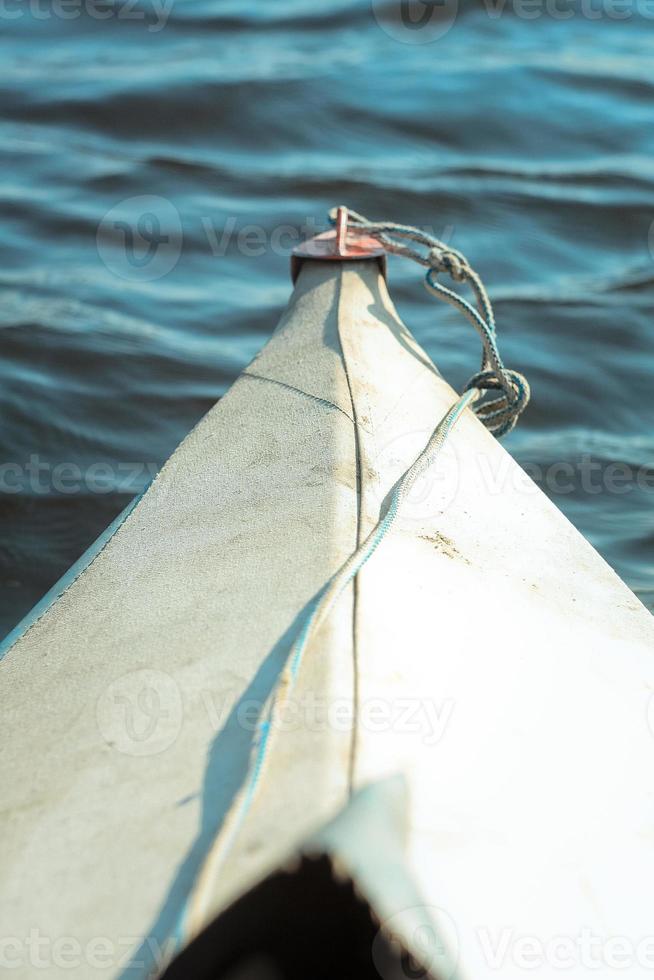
[
  {"xmin": 172, "ymin": 209, "xmax": 530, "ymax": 956},
  {"xmin": 328, "ymin": 206, "xmax": 530, "ymax": 437}
]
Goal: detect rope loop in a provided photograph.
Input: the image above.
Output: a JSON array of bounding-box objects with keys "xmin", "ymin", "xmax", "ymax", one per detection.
[
  {"xmin": 464, "ymin": 368, "xmax": 530, "ymax": 438},
  {"xmin": 331, "ymin": 206, "xmax": 530, "ymax": 437}
]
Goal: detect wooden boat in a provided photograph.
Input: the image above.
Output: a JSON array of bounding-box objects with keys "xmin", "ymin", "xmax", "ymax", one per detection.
[{"xmin": 2, "ymin": 218, "xmax": 654, "ymax": 980}]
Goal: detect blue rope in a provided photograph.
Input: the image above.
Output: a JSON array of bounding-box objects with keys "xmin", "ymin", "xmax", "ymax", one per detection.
[
  {"xmin": 177, "ymin": 387, "xmax": 477, "ymax": 943},
  {"xmin": 175, "ymin": 205, "xmax": 531, "ymax": 946},
  {"xmin": 329, "ymin": 207, "xmax": 530, "ymax": 437}
]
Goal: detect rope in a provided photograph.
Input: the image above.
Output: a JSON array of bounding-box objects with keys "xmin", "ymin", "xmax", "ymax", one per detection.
[
  {"xmin": 176, "ymin": 387, "xmax": 478, "ymax": 946},
  {"xmin": 172, "ymin": 207, "xmax": 530, "ymax": 954},
  {"xmin": 328, "ymin": 206, "xmax": 530, "ymax": 437}
]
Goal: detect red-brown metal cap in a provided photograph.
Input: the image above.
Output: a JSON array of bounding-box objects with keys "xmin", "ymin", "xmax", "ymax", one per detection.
[{"xmin": 291, "ymin": 206, "xmax": 387, "ymax": 282}]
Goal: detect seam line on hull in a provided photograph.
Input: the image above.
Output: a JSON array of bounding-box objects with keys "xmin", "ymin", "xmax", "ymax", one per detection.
[
  {"xmin": 242, "ymin": 371, "xmax": 361, "ymax": 427},
  {"xmin": 335, "ymin": 269, "xmax": 362, "ymax": 797}
]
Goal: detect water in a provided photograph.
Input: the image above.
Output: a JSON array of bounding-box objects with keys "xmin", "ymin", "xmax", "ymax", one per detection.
[{"xmin": 1, "ymin": 2, "xmax": 653, "ymax": 637}]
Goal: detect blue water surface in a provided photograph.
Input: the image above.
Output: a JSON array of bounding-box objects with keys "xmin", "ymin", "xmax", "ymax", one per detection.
[{"xmin": 1, "ymin": 1, "xmax": 653, "ymax": 634}]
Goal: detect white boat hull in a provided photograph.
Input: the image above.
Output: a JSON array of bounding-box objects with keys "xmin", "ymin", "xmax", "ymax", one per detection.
[{"xmin": 1, "ymin": 259, "xmax": 653, "ymax": 979}]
